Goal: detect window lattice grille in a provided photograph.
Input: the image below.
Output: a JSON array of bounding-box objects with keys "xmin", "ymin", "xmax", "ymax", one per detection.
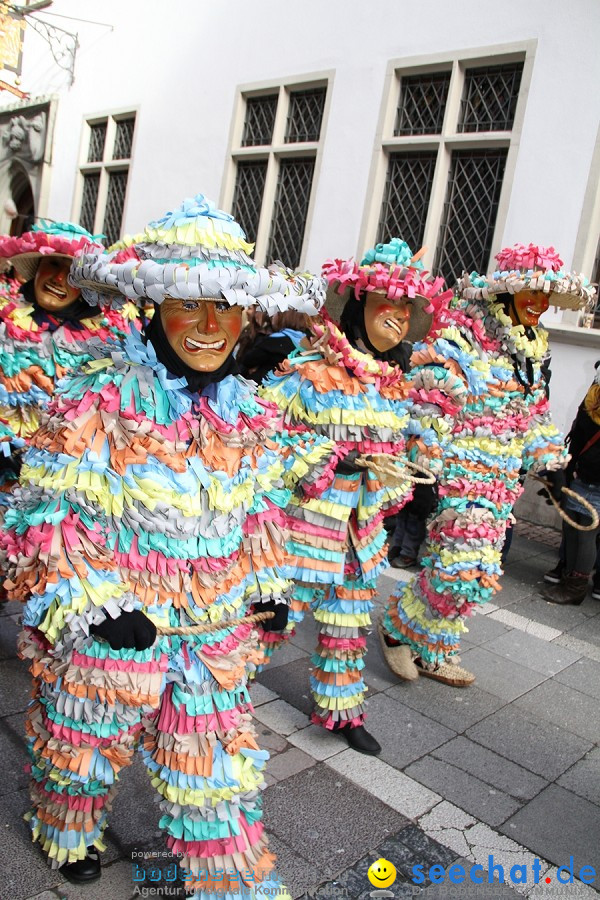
[
  {"xmin": 285, "ymin": 87, "xmax": 326, "ymax": 143},
  {"xmin": 113, "ymin": 117, "xmax": 135, "ymax": 160},
  {"xmin": 267, "ymin": 158, "xmax": 315, "ymax": 268},
  {"xmin": 377, "ymin": 151, "xmax": 437, "ymax": 249},
  {"xmin": 231, "ymin": 161, "xmax": 268, "ymax": 243},
  {"xmin": 102, "ymin": 171, "xmax": 128, "ymax": 245},
  {"xmin": 241, "ymin": 95, "xmax": 278, "ymax": 147},
  {"xmin": 458, "ymin": 63, "xmax": 524, "ymax": 133},
  {"xmin": 87, "ymin": 123, "xmax": 106, "ymax": 163},
  {"xmin": 434, "ymin": 148, "xmax": 508, "ymax": 286},
  {"xmin": 79, "ymin": 172, "xmax": 100, "ymax": 233},
  {"xmin": 394, "ymin": 72, "xmax": 451, "ymax": 136}
]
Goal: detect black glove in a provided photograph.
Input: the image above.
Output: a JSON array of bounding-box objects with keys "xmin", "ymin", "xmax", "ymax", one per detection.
[
  {"xmin": 335, "ymin": 449, "xmax": 361, "ymax": 476},
  {"xmin": 537, "ymin": 468, "xmax": 567, "ymax": 505},
  {"xmin": 254, "ymin": 600, "xmax": 289, "ymax": 633},
  {"xmin": 90, "ymin": 609, "xmax": 157, "ymax": 651}
]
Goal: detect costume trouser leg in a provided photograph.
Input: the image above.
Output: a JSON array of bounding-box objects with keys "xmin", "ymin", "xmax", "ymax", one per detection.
[
  {"xmin": 19, "ymin": 624, "xmax": 289, "ymax": 898},
  {"xmin": 18, "ymin": 627, "xmax": 166, "ymax": 867},
  {"xmin": 382, "ymin": 497, "xmax": 509, "ymax": 667}
]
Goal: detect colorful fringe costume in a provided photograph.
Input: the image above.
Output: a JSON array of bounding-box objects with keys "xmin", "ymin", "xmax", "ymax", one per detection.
[
  {"xmin": 0, "ymin": 223, "xmax": 137, "ymax": 506},
  {"xmin": 383, "ymin": 244, "xmax": 594, "ymax": 669},
  {"xmin": 260, "ymin": 241, "xmax": 466, "ymax": 729},
  {"xmin": 3, "ymin": 196, "xmax": 326, "ymax": 897}
]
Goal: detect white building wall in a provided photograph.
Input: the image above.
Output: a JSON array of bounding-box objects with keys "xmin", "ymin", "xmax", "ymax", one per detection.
[{"xmin": 1, "ymin": 0, "xmax": 599, "ymax": 524}]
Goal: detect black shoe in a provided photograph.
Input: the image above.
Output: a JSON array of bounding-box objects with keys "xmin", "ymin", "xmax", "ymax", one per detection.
[
  {"xmin": 591, "ymin": 585, "xmax": 600, "ymax": 601},
  {"xmin": 335, "ymin": 724, "xmax": 381, "ymax": 755},
  {"xmin": 60, "ymin": 848, "xmax": 101, "ymax": 884},
  {"xmin": 543, "ymin": 563, "xmax": 564, "ymax": 585}
]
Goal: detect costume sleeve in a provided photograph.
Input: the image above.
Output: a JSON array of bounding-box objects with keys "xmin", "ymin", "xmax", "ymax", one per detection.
[
  {"xmin": 260, "ymin": 359, "xmax": 339, "ymax": 498},
  {"xmin": 243, "ymin": 436, "xmax": 293, "ymax": 611},
  {"xmin": 403, "ymin": 332, "xmax": 486, "ymax": 473},
  {"xmin": 2, "ymin": 363, "xmax": 140, "ymax": 651},
  {"xmin": 520, "ymin": 377, "xmax": 567, "ymax": 473}
]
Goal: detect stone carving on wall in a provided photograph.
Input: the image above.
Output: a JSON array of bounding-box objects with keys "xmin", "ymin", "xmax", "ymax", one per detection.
[{"xmin": 0, "ymin": 109, "xmax": 47, "ymax": 165}]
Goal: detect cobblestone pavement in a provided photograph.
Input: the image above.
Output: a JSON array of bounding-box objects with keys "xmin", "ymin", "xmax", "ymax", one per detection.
[{"xmin": 2, "ymin": 530, "xmax": 599, "ymax": 900}]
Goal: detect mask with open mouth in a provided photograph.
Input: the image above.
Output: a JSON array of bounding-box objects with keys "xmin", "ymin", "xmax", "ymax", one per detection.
[
  {"xmin": 363, "ymin": 290, "xmax": 412, "ymax": 351},
  {"xmin": 34, "ymin": 256, "xmax": 82, "ymax": 312},
  {"xmin": 509, "ymin": 289, "xmax": 550, "ymax": 327},
  {"xmin": 144, "ymin": 297, "xmax": 242, "ymax": 392}
]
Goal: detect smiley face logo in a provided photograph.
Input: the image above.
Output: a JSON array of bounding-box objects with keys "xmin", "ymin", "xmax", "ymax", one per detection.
[{"xmin": 367, "ymin": 857, "xmax": 397, "ymax": 889}]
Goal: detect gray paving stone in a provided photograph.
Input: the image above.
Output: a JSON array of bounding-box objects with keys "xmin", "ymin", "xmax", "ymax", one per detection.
[
  {"xmin": 488, "ymin": 576, "xmax": 533, "ymax": 608},
  {"xmin": 253, "ymin": 698, "xmax": 309, "ymax": 735},
  {"xmin": 459, "ymin": 647, "xmax": 548, "ymax": 702},
  {"xmin": 266, "ymin": 832, "xmax": 325, "ymax": 899},
  {"xmin": 422, "ymin": 865, "xmax": 523, "ymax": 899},
  {"xmin": 0, "ymin": 600, "xmax": 23, "ymax": 619},
  {"xmin": 553, "ymin": 633, "xmax": 600, "ymax": 663},
  {"xmin": 0, "ymin": 615, "xmax": 21, "ymax": 660},
  {"xmin": 108, "ymin": 752, "xmax": 162, "ymax": 854},
  {"xmin": 363, "ymin": 626, "xmax": 399, "ymax": 693},
  {"xmin": 259, "ymin": 638, "xmax": 308, "ymax": 670},
  {"xmin": 512, "ymin": 679, "xmax": 600, "ymax": 743},
  {"xmin": 481, "ymin": 630, "xmax": 580, "ymax": 676},
  {"xmin": 0, "ymin": 710, "xmax": 29, "ymax": 795},
  {"xmin": 0, "ymin": 788, "xmax": 64, "ymax": 900},
  {"xmin": 500, "ymin": 784, "xmax": 600, "ymax": 875},
  {"xmin": 431, "ymin": 737, "xmax": 548, "ymax": 802},
  {"xmin": 248, "ymin": 681, "xmax": 278, "ymax": 707},
  {"xmin": 466, "ymin": 706, "xmax": 592, "ymax": 780},
  {"xmin": 263, "ymin": 764, "xmax": 406, "ymax": 878},
  {"xmin": 565, "ymin": 615, "xmax": 600, "ymax": 649},
  {"xmin": 386, "ymin": 679, "xmax": 504, "ymax": 733},
  {"xmin": 555, "ymin": 657, "xmax": 600, "ymax": 701},
  {"xmin": 255, "ymin": 722, "xmax": 290, "ymax": 756},
  {"xmin": 460, "ymin": 613, "xmax": 511, "ymax": 647},
  {"xmin": 288, "ymin": 611, "xmax": 319, "ymax": 654},
  {"xmin": 363, "ymin": 693, "xmax": 457, "ymax": 770},
  {"xmin": 514, "ymin": 597, "xmax": 591, "ymax": 632},
  {"xmin": 504, "ymin": 556, "xmax": 553, "ymax": 586},
  {"xmin": 266, "ymin": 746, "xmax": 316, "ymax": 783},
  {"xmin": 557, "ymin": 748, "xmax": 600, "ymax": 806},
  {"xmin": 405, "ymin": 756, "xmax": 522, "ymax": 827},
  {"xmin": 257, "ymin": 656, "xmax": 314, "ymax": 716},
  {"xmin": 0, "ymin": 657, "xmax": 33, "ymax": 716}
]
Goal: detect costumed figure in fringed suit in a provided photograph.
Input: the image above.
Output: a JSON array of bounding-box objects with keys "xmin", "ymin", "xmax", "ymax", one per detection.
[
  {"xmin": 0, "ymin": 222, "xmax": 139, "ymax": 510},
  {"xmin": 260, "ymin": 239, "xmax": 468, "ymax": 755},
  {"xmin": 380, "ymin": 244, "xmax": 594, "ymax": 686},
  {"xmin": 2, "ymin": 195, "xmax": 326, "ymax": 896}
]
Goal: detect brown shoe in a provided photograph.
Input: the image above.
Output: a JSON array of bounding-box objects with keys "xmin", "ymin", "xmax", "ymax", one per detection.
[
  {"xmin": 540, "ymin": 574, "xmax": 588, "ymax": 606},
  {"xmin": 377, "ymin": 620, "xmax": 419, "ymax": 680},
  {"xmin": 415, "ymin": 658, "xmax": 475, "ymax": 687}
]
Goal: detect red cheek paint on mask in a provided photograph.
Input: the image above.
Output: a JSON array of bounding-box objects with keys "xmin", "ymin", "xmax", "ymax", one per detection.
[
  {"xmin": 375, "ymin": 302, "xmax": 395, "ymax": 317},
  {"xmin": 164, "ymin": 312, "xmax": 193, "ymax": 336}
]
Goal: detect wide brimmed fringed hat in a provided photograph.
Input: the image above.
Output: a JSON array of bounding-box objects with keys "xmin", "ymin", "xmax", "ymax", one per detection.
[
  {"xmin": 0, "ymin": 221, "xmax": 104, "ymax": 283},
  {"xmin": 71, "ymin": 194, "xmax": 326, "ymax": 315},
  {"xmin": 323, "ymin": 237, "xmax": 452, "ymax": 342},
  {"xmin": 457, "ymin": 243, "xmax": 596, "ymax": 311}
]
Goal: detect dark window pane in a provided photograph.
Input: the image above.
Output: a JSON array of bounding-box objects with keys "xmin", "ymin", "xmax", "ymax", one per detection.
[
  {"xmin": 377, "ymin": 152, "xmax": 437, "ymax": 249},
  {"xmin": 242, "ymin": 95, "xmax": 278, "ymax": 147},
  {"xmin": 113, "ymin": 117, "xmax": 135, "ymax": 160},
  {"xmin": 231, "ymin": 160, "xmax": 268, "ymax": 243},
  {"xmin": 459, "ymin": 63, "xmax": 523, "ymax": 133},
  {"xmin": 87, "ymin": 122, "xmax": 106, "ymax": 162},
  {"xmin": 394, "ymin": 72, "xmax": 451, "ymax": 136},
  {"xmin": 79, "ymin": 172, "xmax": 100, "ymax": 233},
  {"xmin": 285, "ymin": 87, "xmax": 326, "ymax": 143},
  {"xmin": 102, "ymin": 171, "xmax": 128, "ymax": 245},
  {"xmin": 267, "ymin": 158, "xmax": 315, "ymax": 268},
  {"xmin": 591, "ymin": 236, "xmax": 600, "ymax": 327},
  {"xmin": 434, "ymin": 148, "xmax": 508, "ymax": 286}
]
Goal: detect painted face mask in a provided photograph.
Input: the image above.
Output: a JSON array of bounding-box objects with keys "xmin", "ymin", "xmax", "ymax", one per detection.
[
  {"xmin": 510, "ymin": 289, "xmax": 550, "ymax": 327},
  {"xmin": 363, "ymin": 290, "xmax": 412, "ymax": 352},
  {"xmin": 34, "ymin": 257, "xmax": 81, "ymax": 312},
  {"xmin": 160, "ymin": 296, "xmax": 243, "ymax": 372}
]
